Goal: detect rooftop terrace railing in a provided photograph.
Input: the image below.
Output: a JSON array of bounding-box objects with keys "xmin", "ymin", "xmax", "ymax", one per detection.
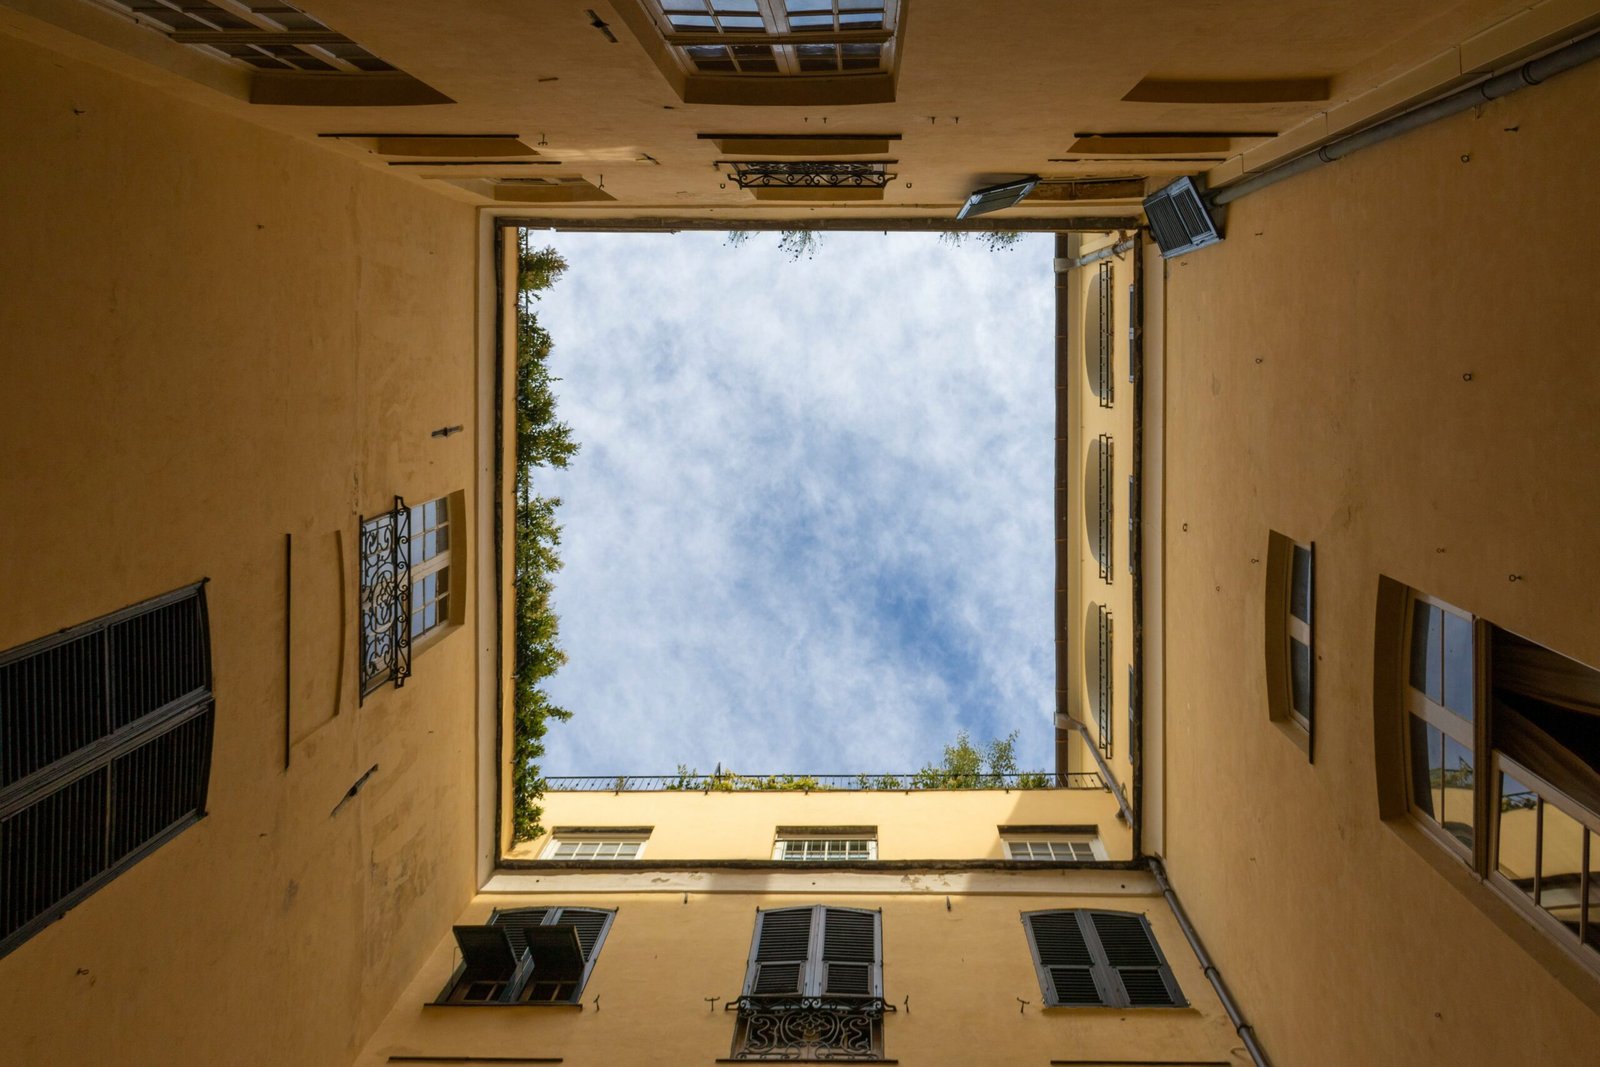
[{"xmin": 542, "ymin": 772, "xmax": 1105, "ymax": 793}]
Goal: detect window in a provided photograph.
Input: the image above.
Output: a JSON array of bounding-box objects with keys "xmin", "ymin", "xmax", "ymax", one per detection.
[
  {"xmin": 1005, "ymin": 838, "xmax": 1102, "ymax": 861},
  {"xmin": 359, "ymin": 494, "xmax": 461, "ymax": 698},
  {"xmin": 1387, "ymin": 583, "xmax": 1600, "ymax": 972},
  {"xmin": 1085, "ymin": 436, "xmax": 1114, "ymax": 582},
  {"xmin": 541, "ymin": 831, "xmax": 649, "ymax": 860},
  {"xmin": 1085, "ymin": 260, "xmax": 1114, "ymax": 407},
  {"xmin": 773, "ymin": 830, "xmax": 877, "ymax": 861},
  {"xmin": 438, "ymin": 907, "xmax": 615, "ymax": 1005},
  {"xmin": 732, "ymin": 905, "xmax": 885, "ymax": 1059},
  {"xmin": 1021, "ymin": 910, "xmax": 1185, "ymax": 1008},
  {"xmin": 0, "ymin": 583, "xmax": 214, "ymax": 959},
  {"xmin": 651, "ymin": 0, "xmax": 897, "ymax": 75},
  {"xmin": 1084, "ymin": 602, "xmax": 1113, "ymax": 758},
  {"xmin": 1265, "ymin": 532, "xmax": 1314, "ymax": 753},
  {"xmin": 98, "ymin": 1, "xmax": 450, "ymax": 105},
  {"xmin": 1402, "ymin": 591, "xmax": 1477, "ymax": 856}
]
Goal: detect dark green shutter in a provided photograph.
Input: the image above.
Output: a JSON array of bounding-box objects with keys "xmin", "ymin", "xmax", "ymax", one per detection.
[
  {"xmin": 1024, "ymin": 911, "xmax": 1104, "ymax": 1005},
  {"xmin": 1023, "ymin": 910, "xmax": 1184, "ymax": 1008},
  {"xmin": 745, "ymin": 907, "xmax": 814, "ymax": 996},
  {"xmin": 819, "ymin": 907, "xmax": 881, "ymax": 997}
]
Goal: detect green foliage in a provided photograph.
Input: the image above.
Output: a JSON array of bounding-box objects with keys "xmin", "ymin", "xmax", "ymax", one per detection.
[
  {"xmin": 665, "ymin": 765, "xmax": 834, "ymax": 792},
  {"xmin": 911, "ymin": 730, "xmax": 1042, "ymax": 789},
  {"xmin": 937, "ymin": 231, "xmax": 1026, "ymax": 252},
  {"xmin": 510, "ymin": 242, "xmax": 579, "ymax": 843}
]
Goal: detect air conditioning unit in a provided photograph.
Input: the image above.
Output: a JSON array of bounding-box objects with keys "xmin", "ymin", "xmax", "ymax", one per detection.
[{"xmin": 1142, "ymin": 176, "xmax": 1222, "ymax": 258}]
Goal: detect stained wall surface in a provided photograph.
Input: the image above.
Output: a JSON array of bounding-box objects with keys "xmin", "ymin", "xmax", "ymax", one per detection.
[
  {"xmin": 515, "ymin": 787, "xmax": 1132, "ymax": 861},
  {"xmin": 0, "ymin": 28, "xmax": 480, "ymax": 1065},
  {"xmin": 1158, "ymin": 52, "xmax": 1600, "ymax": 1065},
  {"xmin": 355, "ymin": 876, "xmax": 1244, "ymax": 1067}
]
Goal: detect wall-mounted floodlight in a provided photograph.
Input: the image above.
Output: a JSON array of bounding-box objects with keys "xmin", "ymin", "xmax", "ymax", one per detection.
[{"xmin": 956, "ymin": 176, "xmax": 1039, "ymax": 219}]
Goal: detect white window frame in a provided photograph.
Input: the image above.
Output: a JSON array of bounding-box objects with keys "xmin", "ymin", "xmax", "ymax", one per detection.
[
  {"xmin": 1004, "ymin": 837, "xmax": 1105, "ymax": 862},
  {"xmin": 646, "ymin": 0, "xmax": 899, "ymax": 77},
  {"xmin": 540, "ymin": 835, "xmax": 648, "ymax": 861},
  {"xmin": 773, "ymin": 836, "xmax": 878, "ymax": 861},
  {"xmin": 408, "ymin": 496, "xmax": 454, "ymax": 645}
]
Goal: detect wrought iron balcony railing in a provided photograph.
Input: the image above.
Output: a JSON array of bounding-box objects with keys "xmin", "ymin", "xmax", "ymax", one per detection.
[
  {"xmin": 541, "ymin": 771, "xmax": 1105, "ymax": 792},
  {"xmin": 1096, "ymin": 260, "xmax": 1115, "ymax": 408},
  {"xmin": 727, "ymin": 996, "xmax": 892, "ymax": 1061},
  {"xmin": 722, "ymin": 160, "xmax": 895, "ymax": 190}
]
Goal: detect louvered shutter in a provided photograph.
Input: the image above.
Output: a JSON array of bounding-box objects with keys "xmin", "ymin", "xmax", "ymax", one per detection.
[
  {"xmin": 1024, "ymin": 911, "xmax": 1106, "ymax": 1006},
  {"xmin": 488, "ymin": 907, "xmax": 551, "ymax": 957},
  {"xmin": 550, "ymin": 907, "xmax": 611, "ymax": 963},
  {"xmin": 1086, "ymin": 912, "xmax": 1185, "ymax": 1007},
  {"xmin": 744, "ymin": 907, "xmax": 816, "ymax": 997},
  {"xmin": 818, "ymin": 907, "xmax": 881, "ymax": 998}
]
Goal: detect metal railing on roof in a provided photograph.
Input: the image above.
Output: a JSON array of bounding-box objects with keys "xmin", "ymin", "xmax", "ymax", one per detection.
[{"xmin": 542, "ymin": 771, "xmax": 1105, "ymax": 793}]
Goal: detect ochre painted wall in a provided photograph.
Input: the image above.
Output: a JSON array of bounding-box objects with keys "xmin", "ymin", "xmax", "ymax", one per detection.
[
  {"xmin": 355, "ymin": 880, "xmax": 1243, "ymax": 1066},
  {"xmin": 0, "ymin": 29, "xmax": 480, "ymax": 1065},
  {"xmin": 518, "ymin": 787, "xmax": 1132, "ymax": 861},
  {"xmin": 1158, "ymin": 52, "xmax": 1600, "ymax": 1065}
]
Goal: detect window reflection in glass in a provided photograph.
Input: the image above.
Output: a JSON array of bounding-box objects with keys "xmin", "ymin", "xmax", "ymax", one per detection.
[
  {"xmin": 1497, "ymin": 771, "xmax": 1538, "ymax": 895},
  {"xmin": 1443, "ymin": 611, "xmax": 1474, "ymax": 720},
  {"xmin": 1410, "ymin": 601, "xmax": 1442, "ymax": 702},
  {"xmin": 1442, "ymin": 736, "xmax": 1475, "ymax": 849},
  {"xmin": 1587, "ymin": 834, "xmax": 1600, "ymax": 954},
  {"xmin": 1290, "ymin": 544, "xmax": 1311, "ymax": 624},
  {"xmin": 1290, "ymin": 638, "xmax": 1311, "ymax": 720},
  {"xmin": 1410, "ymin": 716, "xmax": 1442, "ymax": 821},
  {"xmin": 1540, "ymin": 803, "xmax": 1585, "ymax": 936}
]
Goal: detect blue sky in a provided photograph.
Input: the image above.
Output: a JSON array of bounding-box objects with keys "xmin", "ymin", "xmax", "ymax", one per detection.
[{"xmin": 530, "ymin": 230, "xmax": 1054, "ymax": 776}]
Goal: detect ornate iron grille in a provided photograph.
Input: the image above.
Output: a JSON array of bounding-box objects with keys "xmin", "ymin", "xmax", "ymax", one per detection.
[
  {"xmin": 1097, "ymin": 434, "xmax": 1114, "ymax": 584},
  {"xmin": 359, "ymin": 495, "xmax": 411, "ymax": 699},
  {"xmin": 728, "ymin": 997, "xmax": 889, "ymax": 1061},
  {"xmin": 1097, "ymin": 261, "xmax": 1114, "ymax": 408},
  {"xmin": 1097, "ymin": 605, "xmax": 1114, "ymax": 758},
  {"xmin": 724, "ymin": 161, "xmax": 894, "ymax": 190}
]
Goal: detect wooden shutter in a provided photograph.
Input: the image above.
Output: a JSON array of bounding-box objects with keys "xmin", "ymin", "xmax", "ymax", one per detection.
[
  {"xmin": 0, "ymin": 583, "xmax": 213, "ymax": 959},
  {"xmin": 1086, "ymin": 911, "xmax": 1185, "ymax": 1007},
  {"xmin": 1024, "ymin": 911, "xmax": 1105, "ymax": 1005},
  {"xmin": 743, "ymin": 907, "xmax": 816, "ymax": 997},
  {"xmin": 550, "ymin": 906, "xmax": 613, "ymax": 963},
  {"xmin": 488, "ymin": 907, "xmax": 552, "ymax": 957},
  {"xmin": 818, "ymin": 906, "xmax": 881, "ymax": 997},
  {"xmin": 1023, "ymin": 910, "xmax": 1184, "ymax": 1008}
]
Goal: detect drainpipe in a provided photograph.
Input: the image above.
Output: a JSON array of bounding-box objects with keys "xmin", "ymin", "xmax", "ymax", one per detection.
[
  {"xmin": 1070, "ymin": 237, "xmax": 1136, "ymax": 269},
  {"xmin": 1211, "ymin": 28, "xmax": 1600, "ymax": 206},
  {"xmin": 1149, "ymin": 858, "xmax": 1271, "ymax": 1067}
]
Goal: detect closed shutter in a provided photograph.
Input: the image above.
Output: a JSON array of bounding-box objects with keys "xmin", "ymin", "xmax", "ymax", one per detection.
[
  {"xmin": 1087, "ymin": 912, "xmax": 1184, "ymax": 1007},
  {"xmin": 744, "ymin": 907, "xmax": 815, "ymax": 996},
  {"xmin": 0, "ymin": 583, "xmax": 213, "ymax": 958},
  {"xmin": 818, "ymin": 906, "xmax": 881, "ymax": 997},
  {"xmin": 1024, "ymin": 911, "xmax": 1104, "ymax": 1005},
  {"xmin": 1023, "ymin": 910, "xmax": 1185, "ymax": 1008}
]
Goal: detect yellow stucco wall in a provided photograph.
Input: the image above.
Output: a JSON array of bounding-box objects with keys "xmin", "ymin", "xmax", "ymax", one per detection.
[
  {"xmin": 355, "ymin": 877, "xmax": 1244, "ymax": 1066},
  {"xmin": 1158, "ymin": 50, "xmax": 1600, "ymax": 1066},
  {"xmin": 515, "ymin": 787, "xmax": 1132, "ymax": 861},
  {"xmin": 0, "ymin": 28, "xmax": 480, "ymax": 1065}
]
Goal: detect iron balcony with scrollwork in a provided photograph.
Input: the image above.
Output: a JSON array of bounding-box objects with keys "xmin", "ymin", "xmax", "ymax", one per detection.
[
  {"xmin": 722, "ymin": 161, "xmax": 895, "ymax": 190},
  {"xmin": 358, "ymin": 495, "xmax": 411, "ymax": 699},
  {"xmin": 727, "ymin": 995, "xmax": 892, "ymax": 1061}
]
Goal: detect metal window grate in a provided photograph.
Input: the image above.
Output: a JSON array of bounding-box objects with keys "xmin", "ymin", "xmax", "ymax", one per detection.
[
  {"xmin": 1097, "ymin": 605, "xmax": 1113, "ymax": 758},
  {"xmin": 0, "ymin": 583, "xmax": 213, "ymax": 959},
  {"xmin": 1096, "ymin": 262, "xmax": 1114, "ymax": 408},
  {"xmin": 722, "ymin": 160, "xmax": 894, "ymax": 189},
  {"xmin": 359, "ymin": 496, "xmax": 412, "ymax": 699},
  {"xmin": 1097, "ymin": 434, "xmax": 1114, "ymax": 584}
]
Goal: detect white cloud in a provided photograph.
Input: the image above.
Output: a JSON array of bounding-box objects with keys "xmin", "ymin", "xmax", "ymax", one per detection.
[{"xmin": 530, "ymin": 231, "xmax": 1055, "ymax": 776}]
